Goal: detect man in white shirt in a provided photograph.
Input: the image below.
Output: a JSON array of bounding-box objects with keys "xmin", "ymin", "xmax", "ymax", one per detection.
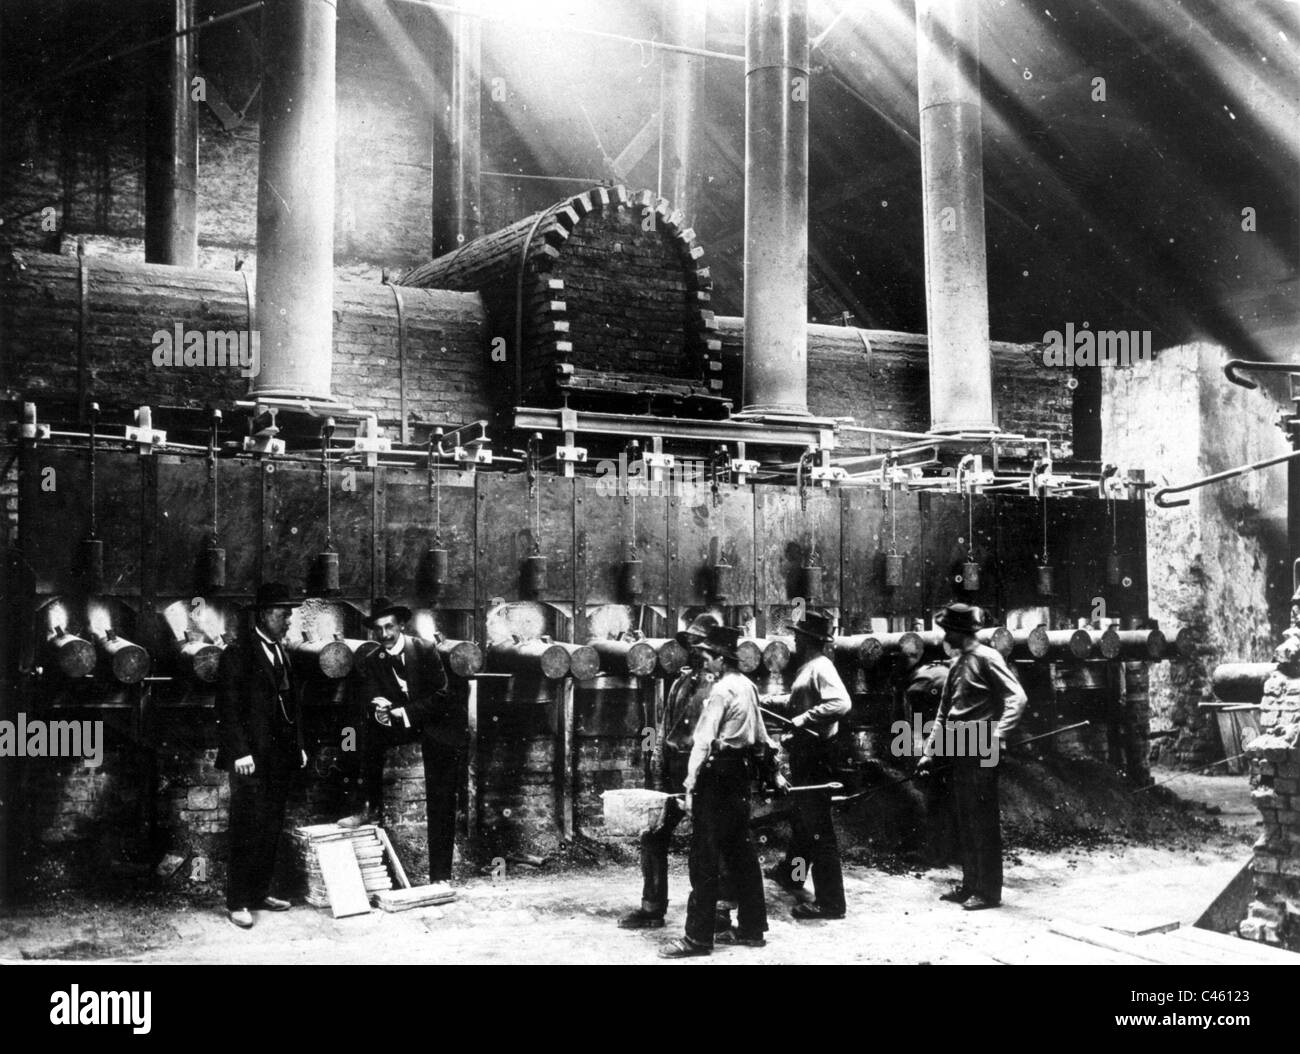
[{"xmin": 660, "ymin": 625, "xmax": 778, "ymax": 958}]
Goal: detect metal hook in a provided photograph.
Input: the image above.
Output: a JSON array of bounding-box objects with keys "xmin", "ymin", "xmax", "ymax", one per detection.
[
  {"xmin": 1223, "ymin": 359, "xmax": 1300, "ymax": 390},
  {"xmin": 1153, "ymin": 447, "xmax": 1300, "ymax": 508}
]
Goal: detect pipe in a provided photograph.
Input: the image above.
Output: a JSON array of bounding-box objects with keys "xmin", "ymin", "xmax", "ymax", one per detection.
[
  {"xmin": 1111, "ymin": 629, "xmax": 1167, "ymax": 661},
  {"xmin": 1211, "ymin": 662, "xmax": 1274, "ymax": 704},
  {"xmin": 658, "ymin": 0, "xmax": 707, "ymax": 224},
  {"xmin": 251, "ymin": 0, "xmax": 336, "ymax": 401},
  {"xmin": 741, "ymin": 0, "xmax": 810, "ymax": 416},
  {"xmin": 555, "ymin": 642, "xmax": 601, "ymax": 681},
  {"xmin": 644, "ymin": 637, "xmax": 689, "ymax": 675},
  {"xmin": 144, "ymin": 0, "xmax": 198, "ymax": 266},
  {"xmin": 284, "ymin": 637, "xmax": 354, "ymax": 679},
  {"xmin": 93, "ymin": 630, "xmax": 151, "ymax": 684},
  {"xmin": 48, "ymin": 629, "xmax": 96, "ymax": 679},
  {"xmin": 431, "ymin": 0, "xmax": 482, "ymax": 257},
  {"xmin": 1042, "ymin": 629, "xmax": 1094, "ymax": 661},
  {"xmin": 488, "ymin": 639, "xmax": 572, "ymax": 681},
  {"xmin": 849, "ymin": 631, "xmax": 926, "ymax": 669},
  {"xmin": 437, "ymin": 638, "xmax": 484, "ymax": 678},
  {"xmin": 916, "ymin": 0, "xmax": 996, "ymax": 433},
  {"xmin": 736, "ymin": 638, "xmax": 765, "ymax": 674},
  {"xmin": 176, "ymin": 638, "xmax": 224, "ymax": 683},
  {"xmin": 1008, "ymin": 626, "xmax": 1051, "ymax": 660},
  {"xmin": 589, "ymin": 639, "xmax": 657, "ymax": 678}
]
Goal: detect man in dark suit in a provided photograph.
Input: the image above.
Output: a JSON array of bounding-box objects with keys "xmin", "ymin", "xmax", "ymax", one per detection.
[
  {"xmin": 337, "ymin": 599, "xmax": 462, "ymax": 885},
  {"xmin": 216, "ymin": 582, "xmax": 308, "ymax": 929}
]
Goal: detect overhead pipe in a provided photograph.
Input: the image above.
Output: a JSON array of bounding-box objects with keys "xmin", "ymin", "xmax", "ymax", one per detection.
[
  {"xmin": 740, "ymin": 0, "xmax": 810, "ymax": 416},
  {"xmin": 251, "ymin": 0, "xmax": 337, "ymax": 402},
  {"xmin": 431, "ymin": 0, "xmax": 482, "ymax": 257},
  {"xmin": 658, "ymin": 0, "xmax": 707, "ymax": 225},
  {"xmin": 915, "ymin": 0, "xmax": 997, "ymax": 433},
  {"xmin": 144, "ymin": 0, "xmax": 199, "ymax": 266}
]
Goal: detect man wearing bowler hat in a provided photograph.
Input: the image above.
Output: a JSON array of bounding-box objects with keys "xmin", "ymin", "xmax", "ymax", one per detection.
[
  {"xmin": 660, "ymin": 624, "xmax": 776, "ymax": 958},
  {"xmin": 766, "ymin": 610, "xmax": 851, "ymax": 920},
  {"xmin": 619, "ymin": 612, "xmax": 725, "ymax": 930},
  {"xmin": 337, "ymin": 598, "xmax": 460, "ymax": 886},
  {"xmin": 918, "ymin": 602, "xmax": 1026, "ymax": 911},
  {"xmin": 217, "ymin": 582, "xmax": 308, "ymax": 929}
]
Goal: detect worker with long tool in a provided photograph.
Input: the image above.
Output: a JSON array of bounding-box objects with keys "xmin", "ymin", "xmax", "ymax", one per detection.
[
  {"xmin": 919, "ymin": 603, "xmax": 1027, "ymax": 911},
  {"xmin": 618, "ymin": 613, "xmax": 722, "ymax": 930},
  {"xmin": 660, "ymin": 625, "xmax": 783, "ymax": 958},
  {"xmin": 765, "ymin": 611, "xmax": 852, "ymax": 920}
]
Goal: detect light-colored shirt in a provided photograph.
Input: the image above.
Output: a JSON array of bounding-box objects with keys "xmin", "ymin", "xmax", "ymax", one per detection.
[
  {"xmin": 684, "ymin": 671, "xmax": 775, "ymax": 791},
  {"xmin": 789, "ymin": 654, "xmax": 852, "ymax": 738},
  {"xmin": 925, "ymin": 640, "xmax": 1027, "ymax": 754},
  {"xmin": 382, "ymin": 634, "xmax": 411, "ymax": 727}
]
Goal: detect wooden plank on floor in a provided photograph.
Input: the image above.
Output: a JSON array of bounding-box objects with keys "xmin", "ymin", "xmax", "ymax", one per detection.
[
  {"xmin": 1162, "ymin": 925, "xmax": 1300, "ymax": 966},
  {"xmin": 316, "ymin": 839, "xmax": 372, "ymax": 918},
  {"xmin": 1048, "ymin": 920, "xmax": 1207, "ymax": 966},
  {"xmin": 987, "ymin": 932, "xmax": 1154, "ymax": 966},
  {"xmin": 1100, "ymin": 916, "xmax": 1181, "ymax": 937}
]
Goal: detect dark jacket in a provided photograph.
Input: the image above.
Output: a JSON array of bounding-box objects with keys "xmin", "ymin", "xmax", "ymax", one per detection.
[
  {"xmin": 361, "ymin": 635, "xmax": 462, "ymax": 747},
  {"xmin": 215, "ymin": 631, "xmax": 305, "ymax": 771}
]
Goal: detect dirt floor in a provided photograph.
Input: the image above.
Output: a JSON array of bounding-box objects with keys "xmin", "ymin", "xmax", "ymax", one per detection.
[{"xmin": 0, "ymin": 767, "xmax": 1272, "ymax": 965}]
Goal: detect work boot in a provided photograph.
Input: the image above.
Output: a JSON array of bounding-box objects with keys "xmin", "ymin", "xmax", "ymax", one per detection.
[
  {"xmin": 336, "ymin": 806, "xmax": 378, "ymax": 829},
  {"xmin": 961, "ymin": 894, "xmax": 1001, "ymax": 911},
  {"xmin": 658, "ymin": 937, "xmax": 711, "ymax": 959},
  {"xmin": 714, "ymin": 928, "xmax": 767, "ymax": 948},
  {"xmin": 939, "ymin": 886, "xmax": 974, "ymax": 903},
  {"xmin": 618, "ymin": 908, "xmax": 666, "ymax": 930},
  {"xmin": 791, "ymin": 902, "xmax": 845, "ymax": 921}
]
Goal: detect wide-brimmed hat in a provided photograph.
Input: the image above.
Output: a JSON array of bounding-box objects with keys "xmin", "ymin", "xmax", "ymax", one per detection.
[
  {"xmin": 935, "ymin": 602, "xmax": 981, "ymax": 635},
  {"xmin": 247, "ymin": 582, "xmax": 303, "ymax": 610},
  {"xmin": 696, "ymin": 624, "xmax": 743, "ymax": 662},
  {"xmin": 675, "ymin": 612, "xmax": 721, "ymax": 650},
  {"xmin": 364, "ymin": 597, "xmax": 413, "ymax": 628},
  {"xmin": 791, "ymin": 611, "xmax": 835, "ymax": 642}
]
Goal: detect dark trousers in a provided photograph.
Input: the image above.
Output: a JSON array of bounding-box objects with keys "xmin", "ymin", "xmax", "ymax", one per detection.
[
  {"xmin": 951, "ymin": 752, "xmax": 1002, "ymax": 901},
  {"xmin": 226, "ymin": 756, "xmax": 294, "ymax": 911},
  {"xmin": 781, "ymin": 735, "xmax": 846, "ymax": 914},
  {"xmin": 684, "ymin": 774, "xmax": 766, "ymax": 947},
  {"xmin": 639, "ymin": 754, "xmax": 733, "ymax": 914},
  {"xmin": 356, "ymin": 718, "xmax": 462, "ymax": 883}
]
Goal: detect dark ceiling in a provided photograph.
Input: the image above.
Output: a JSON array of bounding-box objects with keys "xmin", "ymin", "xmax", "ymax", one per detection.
[{"xmin": 3, "ymin": 0, "xmax": 1297, "ymax": 358}]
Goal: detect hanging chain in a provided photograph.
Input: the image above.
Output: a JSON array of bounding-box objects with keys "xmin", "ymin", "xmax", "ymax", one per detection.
[
  {"xmin": 1040, "ymin": 488, "xmax": 1049, "ymax": 564},
  {"xmin": 209, "ymin": 410, "xmax": 221, "ymax": 547}
]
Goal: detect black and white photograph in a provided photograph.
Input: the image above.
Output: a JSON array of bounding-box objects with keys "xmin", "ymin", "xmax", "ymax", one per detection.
[{"xmin": 0, "ymin": 0, "xmax": 1296, "ymax": 1018}]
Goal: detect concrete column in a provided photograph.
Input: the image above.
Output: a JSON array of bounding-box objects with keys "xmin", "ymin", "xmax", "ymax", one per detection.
[
  {"xmin": 252, "ymin": 0, "xmax": 337, "ymax": 401},
  {"xmin": 741, "ymin": 0, "xmax": 810, "ymax": 417},
  {"xmin": 916, "ymin": 0, "xmax": 996, "ymax": 433}
]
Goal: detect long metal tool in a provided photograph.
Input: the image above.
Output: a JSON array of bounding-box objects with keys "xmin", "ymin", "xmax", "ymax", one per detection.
[
  {"xmin": 760, "ymin": 704, "xmax": 822, "ymax": 738},
  {"xmin": 832, "ymin": 720, "xmax": 1090, "ymax": 806}
]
